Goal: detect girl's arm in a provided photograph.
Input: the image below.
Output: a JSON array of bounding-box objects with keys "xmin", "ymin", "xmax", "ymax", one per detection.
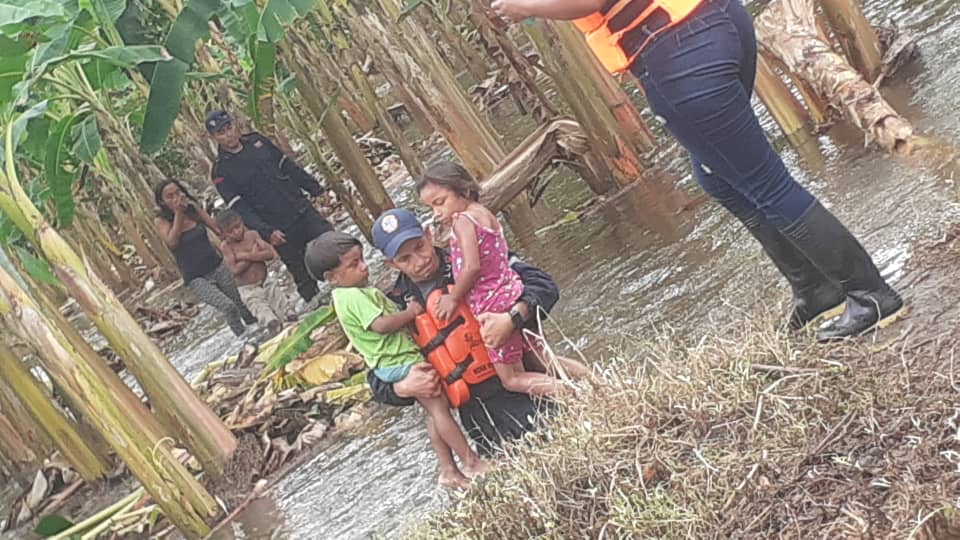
[
  {"xmin": 491, "ymin": 0, "xmax": 606, "ymax": 21},
  {"xmin": 447, "ymin": 215, "xmax": 481, "ymax": 303}
]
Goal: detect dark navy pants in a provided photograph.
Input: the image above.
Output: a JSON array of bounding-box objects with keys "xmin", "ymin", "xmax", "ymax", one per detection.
[{"xmin": 631, "ymin": 0, "xmax": 816, "ymax": 228}]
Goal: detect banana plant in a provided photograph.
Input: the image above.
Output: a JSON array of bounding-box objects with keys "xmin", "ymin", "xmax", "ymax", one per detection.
[{"xmin": 140, "ymin": 0, "xmax": 315, "ymax": 153}]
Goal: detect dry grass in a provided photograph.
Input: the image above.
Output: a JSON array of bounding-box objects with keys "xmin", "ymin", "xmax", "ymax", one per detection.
[{"xmin": 410, "ymin": 309, "xmax": 960, "ymax": 539}]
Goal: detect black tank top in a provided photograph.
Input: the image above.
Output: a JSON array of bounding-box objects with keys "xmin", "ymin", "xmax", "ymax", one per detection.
[{"xmin": 171, "ymin": 221, "xmax": 222, "ymax": 282}]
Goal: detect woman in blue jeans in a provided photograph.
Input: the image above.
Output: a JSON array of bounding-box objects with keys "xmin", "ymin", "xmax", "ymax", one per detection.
[{"xmin": 492, "ymin": 0, "xmax": 902, "ymax": 341}]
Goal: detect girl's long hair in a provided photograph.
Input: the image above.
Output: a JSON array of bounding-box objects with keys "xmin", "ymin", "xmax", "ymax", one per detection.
[
  {"xmin": 415, "ymin": 161, "xmax": 481, "ymax": 202},
  {"xmin": 154, "ymin": 178, "xmax": 200, "ymax": 222}
]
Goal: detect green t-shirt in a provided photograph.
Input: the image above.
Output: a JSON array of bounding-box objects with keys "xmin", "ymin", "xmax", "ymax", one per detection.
[{"xmin": 331, "ymin": 286, "xmax": 422, "ymax": 371}]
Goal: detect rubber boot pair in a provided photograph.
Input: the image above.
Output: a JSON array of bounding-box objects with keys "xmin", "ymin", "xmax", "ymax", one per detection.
[{"xmin": 740, "ymin": 203, "xmax": 903, "ymax": 342}]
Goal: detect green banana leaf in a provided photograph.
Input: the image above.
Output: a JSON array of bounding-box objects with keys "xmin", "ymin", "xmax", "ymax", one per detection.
[
  {"xmin": 250, "ymin": 38, "xmax": 276, "ymax": 125},
  {"xmin": 0, "ymin": 1, "xmax": 65, "ymax": 29},
  {"xmin": 14, "ymin": 245, "xmax": 62, "ymax": 287},
  {"xmin": 43, "ymin": 113, "xmax": 81, "ymax": 227},
  {"xmin": 262, "ymin": 306, "xmax": 337, "ymax": 376},
  {"xmin": 71, "ymin": 114, "xmax": 102, "ymax": 165},
  {"xmin": 139, "ymin": 0, "xmax": 223, "ymax": 154}
]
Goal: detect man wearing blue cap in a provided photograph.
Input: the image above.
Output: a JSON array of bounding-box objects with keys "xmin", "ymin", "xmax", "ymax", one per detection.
[
  {"xmin": 367, "ymin": 208, "xmax": 570, "ymax": 454},
  {"xmin": 207, "ymin": 110, "xmax": 332, "ymax": 305}
]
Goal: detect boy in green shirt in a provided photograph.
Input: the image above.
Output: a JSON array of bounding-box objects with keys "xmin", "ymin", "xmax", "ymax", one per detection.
[{"xmin": 305, "ymin": 231, "xmax": 490, "ymax": 488}]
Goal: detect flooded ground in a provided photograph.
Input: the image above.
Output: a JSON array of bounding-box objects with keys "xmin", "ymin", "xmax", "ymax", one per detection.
[
  {"xmin": 5, "ymin": 0, "xmax": 957, "ymax": 537},
  {"xmin": 202, "ymin": 2, "xmax": 960, "ymax": 538},
  {"xmin": 209, "ymin": 4, "xmax": 960, "ymax": 531}
]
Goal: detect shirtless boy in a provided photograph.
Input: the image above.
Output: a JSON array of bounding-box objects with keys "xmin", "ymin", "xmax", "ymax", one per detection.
[{"xmin": 217, "ymin": 210, "xmax": 288, "ymax": 335}]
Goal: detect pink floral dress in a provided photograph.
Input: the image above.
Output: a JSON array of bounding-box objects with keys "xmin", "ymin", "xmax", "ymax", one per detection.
[{"xmin": 449, "ymin": 212, "xmax": 524, "ymax": 364}]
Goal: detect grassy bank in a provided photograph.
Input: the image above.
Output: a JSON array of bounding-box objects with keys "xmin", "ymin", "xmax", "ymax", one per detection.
[{"xmin": 411, "ymin": 308, "xmax": 960, "ymax": 538}]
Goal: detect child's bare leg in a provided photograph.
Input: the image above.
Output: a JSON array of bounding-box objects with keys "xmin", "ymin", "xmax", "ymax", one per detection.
[
  {"xmin": 523, "ymin": 349, "xmax": 590, "ymax": 380},
  {"xmin": 425, "ymin": 416, "xmax": 469, "ymax": 489},
  {"xmin": 494, "ymin": 361, "xmax": 570, "ymax": 396},
  {"xmin": 418, "ymin": 396, "xmax": 492, "ymax": 478}
]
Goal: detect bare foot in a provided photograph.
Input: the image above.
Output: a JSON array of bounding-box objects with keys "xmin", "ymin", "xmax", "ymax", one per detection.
[
  {"xmin": 438, "ymin": 468, "xmax": 470, "ymax": 490},
  {"xmin": 461, "ymin": 458, "xmax": 494, "ymax": 479}
]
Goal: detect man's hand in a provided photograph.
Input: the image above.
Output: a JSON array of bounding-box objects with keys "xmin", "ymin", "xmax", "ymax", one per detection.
[
  {"xmin": 434, "ymin": 294, "xmax": 458, "ymax": 322},
  {"xmin": 269, "ymin": 230, "xmax": 287, "ymax": 246},
  {"xmin": 477, "ymin": 312, "xmax": 515, "ymax": 348},
  {"xmin": 393, "ymin": 362, "xmax": 441, "ymax": 399}
]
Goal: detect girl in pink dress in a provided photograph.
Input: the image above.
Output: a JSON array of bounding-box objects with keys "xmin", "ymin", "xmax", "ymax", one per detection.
[{"xmin": 417, "ymin": 161, "xmax": 567, "ymax": 397}]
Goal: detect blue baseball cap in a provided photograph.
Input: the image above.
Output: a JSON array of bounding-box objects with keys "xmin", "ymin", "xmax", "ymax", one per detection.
[{"xmin": 372, "ymin": 208, "xmax": 424, "ymax": 258}]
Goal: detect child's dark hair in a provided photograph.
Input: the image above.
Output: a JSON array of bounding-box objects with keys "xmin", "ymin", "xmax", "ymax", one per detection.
[
  {"xmin": 415, "ymin": 161, "xmax": 481, "ymax": 202},
  {"xmin": 215, "ymin": 209, "xmax": 242, "ymax": 229},
  {"xmin": 304, "ymin": 231, "xmax": 363, "ymax": 281},
  {"xmin": 154, "ymin": 178, "xmax": 199, "ymax": 222}
]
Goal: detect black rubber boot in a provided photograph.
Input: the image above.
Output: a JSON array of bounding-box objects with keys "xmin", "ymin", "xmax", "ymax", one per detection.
[
  {"xmin": 739, "ymin": 210, "xmax": 845, "ymax": 330},
  {"xmin": 780, "ymin": 202, "xmax": 903, "ymax": 342}
]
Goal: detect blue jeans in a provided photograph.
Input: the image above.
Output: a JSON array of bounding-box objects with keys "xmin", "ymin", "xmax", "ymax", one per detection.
[{"xmin": 630, "ymin": 0, "xmax": 816, "ymax": 228}]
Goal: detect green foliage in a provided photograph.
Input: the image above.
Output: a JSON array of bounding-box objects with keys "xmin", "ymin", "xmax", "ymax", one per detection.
[
  {"xmin": 139, "ymin": 0, "xmax": 223, "ymax": 154},
  {"xmin": 0, "ymin": 1, "xmax": 66, "ymax": 28},
  {"xmin": 263, "ymin": 306, "xmax": 336, "ymax": 375},
  {"xmin": 33, "ymin": 513, "xmax": 74, "ymax": 537},
  {"xmin": 71, "ymin": 114, "xmax": 102, "ymax": 165},
  {"xmin": 250, "ymin": 38, "xmax": 276, "ymax": 125},
  {"xmin": 14, "ymin": 245, "xmax": 63, "ymax": 287},
  {"xmin": 257, "ymin": 0, "xmax": 314, "ymax": 42},
  {"xmin": 44, "ymin": 113, "xmax": 82, "ymax": 227},
  {"xmin": 79, "ymin": 0, "xmax": 127, "ymax": 22}
]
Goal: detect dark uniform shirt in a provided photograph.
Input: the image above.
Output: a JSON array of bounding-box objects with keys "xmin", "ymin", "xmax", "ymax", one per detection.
[{"xmin": 212, "ymin": 132, "xmax": 324, "ymax": 241}]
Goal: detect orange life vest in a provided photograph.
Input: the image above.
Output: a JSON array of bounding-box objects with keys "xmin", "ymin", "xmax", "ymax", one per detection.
[
  {"xmin": 411, "ymin": 288, "xmax": 497, "ymax": 408},
  {"xmin": 574, "ymin": 0, "xmax": 703, "ymax": 73}
]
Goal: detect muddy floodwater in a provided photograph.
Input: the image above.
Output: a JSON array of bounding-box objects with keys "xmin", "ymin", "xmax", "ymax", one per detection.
[{"xmin": 54, "ymin": 0, "xmax": 960, "ymax": 537}]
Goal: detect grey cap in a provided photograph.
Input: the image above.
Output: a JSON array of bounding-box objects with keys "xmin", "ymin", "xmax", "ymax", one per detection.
[
  {"xmin": 304, "ymin": 231, "xmax": 362, "ymax": 280},
  {"xmin": 205, "ymin": 110, "xmax": 232, "ymax": 133}
]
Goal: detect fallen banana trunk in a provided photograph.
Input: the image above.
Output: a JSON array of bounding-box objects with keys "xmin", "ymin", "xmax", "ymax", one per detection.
[
  {"xmin": 481, "ymin": 116, "xmax": 610, "ymax": 213},
  {"xmin": 755, "ymin": 0, "xmax": 914, "ymax": 153}
]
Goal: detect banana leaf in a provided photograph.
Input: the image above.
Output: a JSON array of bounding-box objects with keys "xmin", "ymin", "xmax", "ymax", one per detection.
[
  {"xmin": 262, "ymin": 306, "xmax": 336, "ymax": 376},
  {"xmin": 139, "ymin": 0, "xmax": 223, "ymax": 154},
  {"xmin": 43, "ymin": 113, "xmax": 80, "ymax": 227},
  {"xmin": 0, "ymin": 1, "xmax": 65, "ymax": 28}
]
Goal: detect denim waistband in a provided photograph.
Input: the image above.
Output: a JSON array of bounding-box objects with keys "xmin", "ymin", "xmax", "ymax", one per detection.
[{"xmin": 625, "ymin": 0, "xmax": 732, "ymax": 59}]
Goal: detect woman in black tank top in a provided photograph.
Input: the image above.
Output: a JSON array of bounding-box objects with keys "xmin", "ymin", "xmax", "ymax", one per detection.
[{"xmin": 154, "ymin": 179, "xmax": 255, "ymax": 336}]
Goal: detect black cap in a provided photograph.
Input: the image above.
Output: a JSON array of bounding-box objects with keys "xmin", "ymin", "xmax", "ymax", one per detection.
[
  {"xmin": 205, "ymin": 110, "xmax": 232, "ymax": 134},
  {"xmin": 304, "ymin": 231, "xmax": 362, "ymax": 280}
]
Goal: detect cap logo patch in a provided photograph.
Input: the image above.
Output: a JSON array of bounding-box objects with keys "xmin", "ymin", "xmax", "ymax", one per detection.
[
  {"xmin": 254, "ymin": 140, "xmax": 263, "ymax": 148},
  {"xmin": 381, "ymin": 214, "xmax": 399, "ymax": 233}
]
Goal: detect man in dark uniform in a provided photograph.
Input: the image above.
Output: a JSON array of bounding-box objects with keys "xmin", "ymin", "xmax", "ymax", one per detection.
[{"xmin": 207, "ymin": 110, "xmax": 333, "ymax": 304}]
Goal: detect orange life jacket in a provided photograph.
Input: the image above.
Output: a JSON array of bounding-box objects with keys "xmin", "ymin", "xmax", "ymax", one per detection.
[
  {"xmin": 574, "ymin": 0, "xmax": 703, "ymax": 73},
  {"xmin": 411, "ymin": 288, "xmax": 497, "ymax": 408}
]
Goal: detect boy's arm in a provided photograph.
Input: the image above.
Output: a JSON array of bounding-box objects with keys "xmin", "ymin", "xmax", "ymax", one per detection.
[
  {"xmin": 236, "ymin": 231, "xmax": 278, "ymax": 263},
  {"xmin": 221, "ymin": 242, "xmax": 251, "ymax": 275},
  {"xmin": 369, "ymin": 302, "xmax": 421, "ymax": 334}
]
